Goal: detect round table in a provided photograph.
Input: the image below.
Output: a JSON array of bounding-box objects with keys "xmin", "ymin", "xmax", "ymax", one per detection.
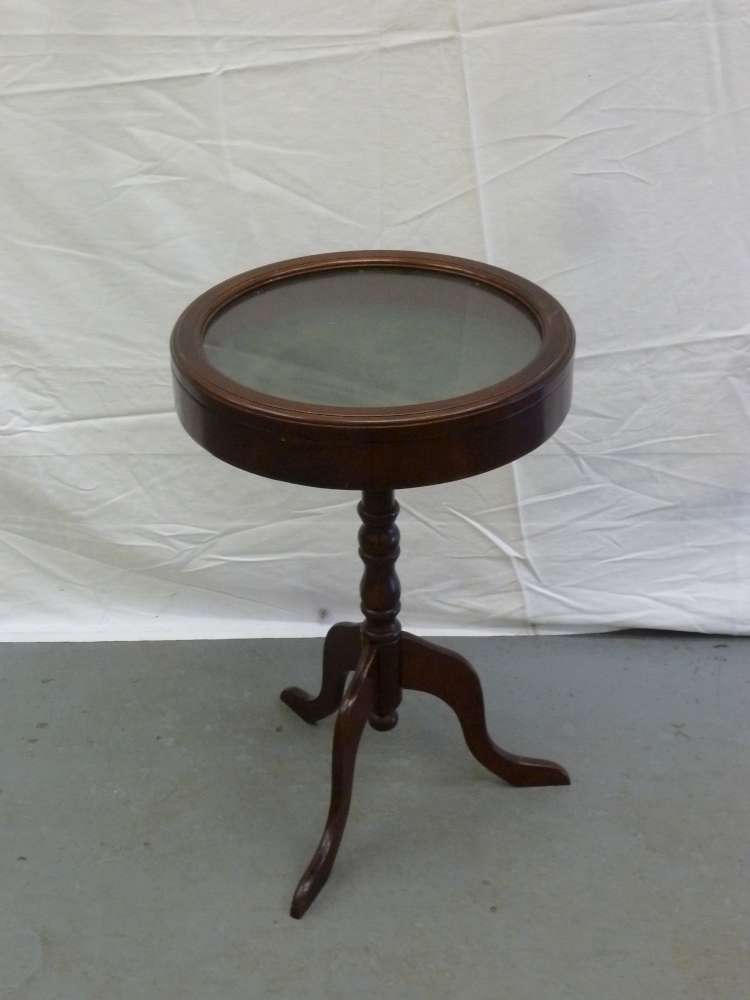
[{"xmin": 171, "ymin": 250, "xmax": 575, "ymax": 918}]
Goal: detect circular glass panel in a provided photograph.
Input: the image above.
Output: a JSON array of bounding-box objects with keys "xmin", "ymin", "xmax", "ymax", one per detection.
[{"xmin": 203, "ymin": 267, "xmax": 542, "ymax": 407}]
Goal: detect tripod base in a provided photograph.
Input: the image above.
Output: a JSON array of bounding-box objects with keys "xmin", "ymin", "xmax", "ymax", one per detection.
[{"xmin": 281, "ymin": 623, "xmax": 570, "ymax": 919}]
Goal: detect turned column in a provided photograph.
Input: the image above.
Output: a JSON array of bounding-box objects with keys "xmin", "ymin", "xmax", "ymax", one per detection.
[{"xmin": 358, "ymin": 489, "xmax": 402, "ymax": 730}]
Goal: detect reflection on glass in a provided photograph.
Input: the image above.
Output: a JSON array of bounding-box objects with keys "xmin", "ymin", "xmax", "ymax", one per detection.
[{"xmin": 204, "ymin": 267, "xmax": 541, "ymax": 406}]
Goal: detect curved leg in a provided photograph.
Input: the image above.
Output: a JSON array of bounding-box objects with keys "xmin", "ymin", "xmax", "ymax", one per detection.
[
  {"xmin": 290, "ymin": 644, "xmax": 376, "ymax": 919},
  {"xmin": 400, "ymin": 633, "xmax": 570, "ymax": 788},
  {"xmin": 281, "ymin": 621, "xmax": 361, "ymax": 724}
]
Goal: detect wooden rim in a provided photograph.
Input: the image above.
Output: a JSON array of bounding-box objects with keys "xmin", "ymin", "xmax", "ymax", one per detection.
[{"xmin": 170, "ymin": 250, "xmax": 575, "ymax": 430}]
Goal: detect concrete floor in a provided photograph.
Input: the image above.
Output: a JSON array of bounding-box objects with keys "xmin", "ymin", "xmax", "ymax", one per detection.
[{"xmin": 1, "ymin": 632, "xmax": 749, "ymax": 999}]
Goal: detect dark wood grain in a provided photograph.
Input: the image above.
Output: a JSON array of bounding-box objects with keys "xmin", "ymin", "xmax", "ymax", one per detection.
[
  {"xmin": 400, "ymin": 632, "xmax": 570, "ymax": 787},
  {"xmin": 171, "ymin": 251, "xmax": 574, "ymax": 490},
  {"xmin": 290, "ymin": 643, "xmax": 376, "ymax": 919},
  {"xmin": 280, "ymin": 622, "xmax": 361, "ymax": 724},
  {"xmin": 282, "ymin": 498, "xmax": 571, "ymax": 917},
  {"xmin": 172, "ymin": 251, "xmax": 575, "ymax": 919},
  {"xmin": 358, "ymin": 490, "xmax": 401, "ymax": 731}
]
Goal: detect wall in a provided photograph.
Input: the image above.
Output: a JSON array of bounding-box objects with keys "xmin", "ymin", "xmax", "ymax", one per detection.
[{"xmin": 2, "ymin": 1, "xmax": 748, "ymax": 639}]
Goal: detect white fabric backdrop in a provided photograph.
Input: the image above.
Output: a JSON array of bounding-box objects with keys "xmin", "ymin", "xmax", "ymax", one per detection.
[{"xmin": 2, "ymin": 1, "xmax": 748, "ymax": 640}]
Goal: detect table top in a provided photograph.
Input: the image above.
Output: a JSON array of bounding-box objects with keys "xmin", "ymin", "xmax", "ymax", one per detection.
[
  {"xmin": 203, "ymin": 267, "xmax": 541, "ymax": 408},
  {"xmin": 171, "ymin": 251, "xmax": 575, "ymax": 490}
]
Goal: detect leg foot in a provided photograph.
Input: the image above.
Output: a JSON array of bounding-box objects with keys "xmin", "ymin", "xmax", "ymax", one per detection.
[
  {"xmin": 368, "ymin": 710, "xmax": 398, "ymax": 731},
  {"xmin": 281, "ymin": 622, "xmax": 361, "ymax": 724},
  {"xmin": 290, "ymin": 644, "xmax": 376, "ymax": 919},
  {"xmin": 400, "ymin": 633, "xmax": 570, "ymax": 787}
]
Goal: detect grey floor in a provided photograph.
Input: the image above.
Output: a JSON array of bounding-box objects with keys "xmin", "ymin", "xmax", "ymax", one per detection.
[{"xmin": 1, "ymin": 633, "xmax": 749, "ymax": 999}]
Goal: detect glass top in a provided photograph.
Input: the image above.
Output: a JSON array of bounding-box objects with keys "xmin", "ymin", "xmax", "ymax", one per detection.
[{"xmin": 203, "ymin": 267, "xmax": 542, "ymax": 407}]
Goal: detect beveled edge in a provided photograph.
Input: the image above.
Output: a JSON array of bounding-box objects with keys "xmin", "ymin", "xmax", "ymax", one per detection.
[{"xmin": 170, "ymin": 250, "xmax": 575, "ymax": 431}]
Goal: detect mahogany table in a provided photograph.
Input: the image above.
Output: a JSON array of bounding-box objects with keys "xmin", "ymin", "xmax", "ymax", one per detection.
[{"xmin": 170, "ymin": 250, "xmax": 575, "ymax": 918}]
